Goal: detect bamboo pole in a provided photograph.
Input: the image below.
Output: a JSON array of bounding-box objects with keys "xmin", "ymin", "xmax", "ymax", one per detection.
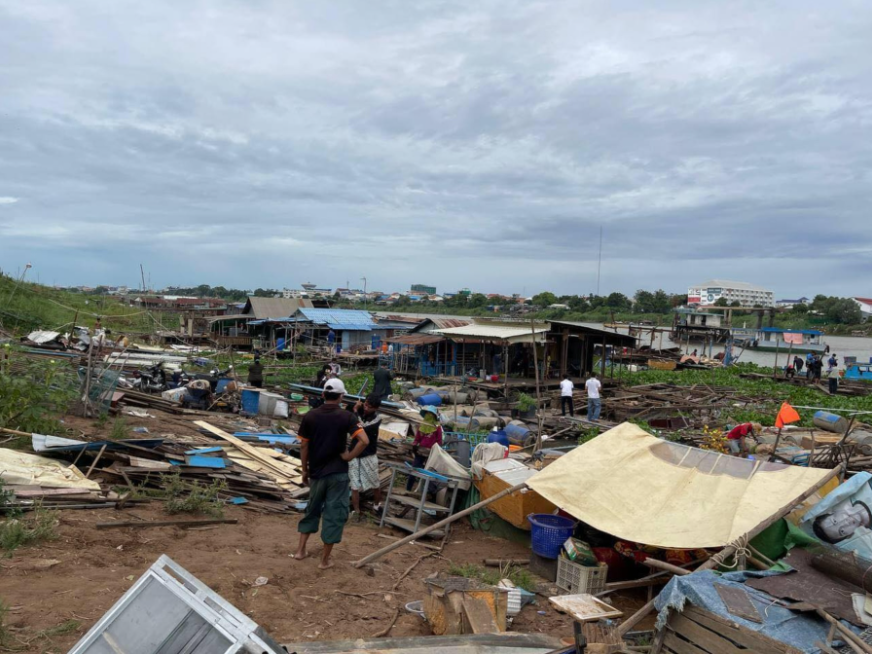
[{"xmin": 352, "ymin": 482, "xmax": 528, "ymax": 568}]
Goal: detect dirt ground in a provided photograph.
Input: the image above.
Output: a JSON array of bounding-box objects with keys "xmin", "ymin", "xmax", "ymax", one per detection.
[{"xmin": 0, "ymin": 502, "xmax": 655, "ymax": 654}]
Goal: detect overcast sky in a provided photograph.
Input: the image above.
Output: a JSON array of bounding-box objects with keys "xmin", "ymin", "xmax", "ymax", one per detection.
[{"xmin": 1, "ymin": 1, "xmax": 870, "ymax": 298}]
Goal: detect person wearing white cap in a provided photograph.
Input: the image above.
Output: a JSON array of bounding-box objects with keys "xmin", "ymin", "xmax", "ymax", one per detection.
[{"xmin": 293, "ymin": 378, "xmax": 368, "ymax": 569}]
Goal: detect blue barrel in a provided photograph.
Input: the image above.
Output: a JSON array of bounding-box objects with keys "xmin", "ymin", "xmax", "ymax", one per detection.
[
  {"xmin": 216, "ymin": 378, "xmax": 232, "ymax": 394},
  {"xmin": 241, "ymin": 389, "xmax": 260, "ymax": 415},
  {"xmin": 277, "ymin": 337, "xmax": 286, "ymax": 351},
  {"xmin": 813, "ymin": 411, "xmax": 848, "ymax": 433},
  {"xmin": 487, "ymin": 430, "xmax": 510, "ymax": 447},
  {"xmin": 416, "ymin": 393, "xmax": 443, "ymax": 407},
  {"xmin": 505, "ymin": 423, "xmax": 530, "ymax": 443}
]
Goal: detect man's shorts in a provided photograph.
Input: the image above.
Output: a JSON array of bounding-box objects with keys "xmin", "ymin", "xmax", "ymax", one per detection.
[
  {"xmin": 349, "ymin": 454, "xmax": 380, "ymax": 492},
  {"xmin": 728, "ymin": 439, "xmax": 742, "ymax": 454}
]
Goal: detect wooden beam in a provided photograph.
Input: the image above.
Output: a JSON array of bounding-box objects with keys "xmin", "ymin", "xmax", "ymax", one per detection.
[{"xmin": 96, "ymin": 518, "xmax": 238, "ymax": 530}]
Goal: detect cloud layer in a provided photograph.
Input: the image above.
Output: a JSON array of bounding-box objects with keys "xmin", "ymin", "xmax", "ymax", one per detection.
[{"xmin": 1, "ymin": 0, "xmax": 870, "ymax": 296}]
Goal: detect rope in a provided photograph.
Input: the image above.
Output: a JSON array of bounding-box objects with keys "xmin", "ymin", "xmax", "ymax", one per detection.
[{"xmin": 712, "ymin": 536, "xmax": 752, "ymax": 570}]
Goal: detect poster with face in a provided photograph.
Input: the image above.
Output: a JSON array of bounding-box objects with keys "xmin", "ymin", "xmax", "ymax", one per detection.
[{"xmin": 802, "ymin": 472, "xmax": 872, "ymax": 559}]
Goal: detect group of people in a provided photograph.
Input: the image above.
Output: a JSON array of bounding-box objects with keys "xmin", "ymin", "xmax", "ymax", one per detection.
[
  {"xmin": 292, "ymin": 374, "xmax": 441, "ymax": 568},
  {"xmin": 789, "ymin": 352, "xmax": 841, "ymax": 394},
  {"xmin": 559, "ymin": 372, "xmax": 603, "ymax": 421}
]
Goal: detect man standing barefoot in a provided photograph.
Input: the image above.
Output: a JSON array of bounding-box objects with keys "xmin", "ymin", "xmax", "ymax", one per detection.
[{"xmin": 294, "ymin": 379, "xmax": 368, "ymax": 569}]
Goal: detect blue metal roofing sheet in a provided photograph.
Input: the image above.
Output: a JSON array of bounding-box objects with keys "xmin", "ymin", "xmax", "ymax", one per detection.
[{"xmin": 295, "ymin": 308, "xmax": 376, "ymax": 331}]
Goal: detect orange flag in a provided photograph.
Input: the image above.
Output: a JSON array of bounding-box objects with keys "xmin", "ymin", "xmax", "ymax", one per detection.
[{"xmin": 775, "ymin": 402, "xmax": 801, "ymax": 429}]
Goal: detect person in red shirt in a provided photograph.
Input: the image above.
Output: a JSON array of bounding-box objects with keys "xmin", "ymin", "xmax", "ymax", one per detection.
[
  {"xmin": 407, "ymin": 406, "xmax": 443, "ymax": 490},
  {"xmin": 726, "ymin": 422, "xmax": 760, "ymax": 457}
]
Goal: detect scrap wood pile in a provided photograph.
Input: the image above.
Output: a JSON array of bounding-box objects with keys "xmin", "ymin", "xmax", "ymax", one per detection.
[{"xmin": 605, "ymin": 382, "xmax": 757, "ymax": 423}]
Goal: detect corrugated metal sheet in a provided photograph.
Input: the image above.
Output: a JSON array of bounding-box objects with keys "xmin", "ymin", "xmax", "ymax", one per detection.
[
  {"xmin": 548, "ymin": 321, "xmax": 637, "ymax": 344},
  {"xmin": 436, "ymin": 323, "xmax": 548, "ymax": 343},
  {"xmin": 295, "ymin": 308, "xmax": 376, "ymax": 331},
  {"xmin": 243, "ymin": 297, "xmax": 314, "ymax": 319},
  {"xmin": 429, "ymin": 318, "xmax": 472, "ymax": 330}
]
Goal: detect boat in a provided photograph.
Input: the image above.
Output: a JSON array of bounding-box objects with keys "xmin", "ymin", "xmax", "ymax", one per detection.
[
  {"xmin": 844, "ymin": 362, "xmax": 872, "ymax": 382},
  {"xmin": 730, "ymin": 327, "xmax": 828, "ymax": 354},
  {"xmin": 474, "ymin": 459, "xmax": 556, "ymax": 530}
]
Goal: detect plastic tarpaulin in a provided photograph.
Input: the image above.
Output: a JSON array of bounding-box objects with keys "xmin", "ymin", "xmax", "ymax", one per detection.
[
  {"xmin": 425, "ymin": 444, "xmax": 472, "ymax": 490},
  {"xmin": 655, "ymin": 570, "xmax": 838, "ymax": 653},
  {"xmin": 525, "ymin": 423, "xmax": 833, "ymax": 549},
  {"xmin": 0, "ymin": 449, "xmax": 101, "ymax": 490}
]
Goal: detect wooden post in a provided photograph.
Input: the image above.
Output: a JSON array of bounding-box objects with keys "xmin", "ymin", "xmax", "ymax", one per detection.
[
  {"xmin": 530, "ymin": 321, "xmax": 543, "ymax": 452},
  {"xmin": 773, "ymin": 339, "xmax": 780, "ymax": 378},
  {"xmin": 600, "ymin": 336, "xmax": 607, "ymax": 377},
  {"xmin": 352, "ymin": 482, "xmax": 529, "ymax": 568}
]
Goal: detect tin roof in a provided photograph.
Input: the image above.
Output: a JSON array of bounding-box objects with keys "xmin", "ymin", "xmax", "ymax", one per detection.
[
  {"xmin": 293, "ymin": 308, "xmax": 376, "ymax": 331},
  {"xmin": 436, "ymin": 323, "xmax": 548, "ymax": 343},
  {"xmin": 242, "ymin": 297, "xmax": 313, "ymax": 319}
]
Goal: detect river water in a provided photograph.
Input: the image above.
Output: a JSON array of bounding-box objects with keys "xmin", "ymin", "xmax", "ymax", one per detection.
[
  {"xmin": 586, "ymin": 324, "xmax": 872, "ymax": 368},
  {"xmin": 373, "ymin": 311, "xmax": 872, "ymax": 368}
]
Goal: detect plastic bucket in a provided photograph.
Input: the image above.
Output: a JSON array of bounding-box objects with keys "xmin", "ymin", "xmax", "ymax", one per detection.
[
  {"xmin": 528, "ymin": 513, "xmax": 576, "ymax": 559},
  {"xmin": 416, "ymin": 393, "xmax": 443, "ymax": 406},
  {"xmin": 241, "ymin": 389, "xmax": 260, "ymax": 415}
]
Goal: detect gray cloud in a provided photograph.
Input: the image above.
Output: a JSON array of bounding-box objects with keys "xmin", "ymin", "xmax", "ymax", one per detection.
[{"xmin": 1, "ymin": 0, "xmax": 871, "ymax": 297}]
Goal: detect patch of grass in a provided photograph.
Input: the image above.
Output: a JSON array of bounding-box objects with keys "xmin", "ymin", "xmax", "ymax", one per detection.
[
  {"xmin": 164, "ymin": 470, "xmax": 226, "ymax": 518},
  {"xmin": 0, "ymin": 509, "xmax": 59, "ymax": 556},
  {"xmin": 447, "ymin": 562, "xmax": 537, "ymax": 592},
  {"xmin": 109, "ymin": 416, "xmax": 129, "ymax": 440},
  {"xmin": 35, "ymin": 619, "xmax": 80, "ymax": 639}
]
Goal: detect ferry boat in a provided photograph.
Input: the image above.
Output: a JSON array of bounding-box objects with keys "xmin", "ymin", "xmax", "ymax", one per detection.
[{"xmin": 731, "ymin": 327, "xmax": 828, "ymax": 354}]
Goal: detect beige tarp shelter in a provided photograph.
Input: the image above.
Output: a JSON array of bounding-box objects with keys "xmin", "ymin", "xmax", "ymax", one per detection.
[
  {"xmin": 526, "ymin": 423, "xmax": 833, "ymax": 549},
  {"xmin": 0, "ymin": 449, "xmax": 101, "ymax": 491}
]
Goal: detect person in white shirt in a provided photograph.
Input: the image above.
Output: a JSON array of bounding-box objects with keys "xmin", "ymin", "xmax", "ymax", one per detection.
[
  {"xmin": 585, "ymin": 372, "xmax": 603, "ymax": 422},
  {"xmin": 559, "ymin": 374, "xmax": 574, "ymax": 417}
]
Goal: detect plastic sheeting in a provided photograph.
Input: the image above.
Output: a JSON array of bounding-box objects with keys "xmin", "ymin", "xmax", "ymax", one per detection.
[
  {"xmin": 0, "ymin": 449, "xmax": 101, "ymax": 490},
  {"xmin": 655, "ymin": 571, "xmax": 838, "ymax": 653},
  {"xmin": 526, "ymin": 422, "xmax": 833, "ymax": 549},
  {"xmin": 425, "ymin": 444, "xmax": 472, "ymax": 490}
]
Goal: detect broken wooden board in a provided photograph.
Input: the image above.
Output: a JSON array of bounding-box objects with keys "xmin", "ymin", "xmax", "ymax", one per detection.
[
  {"xmin": 715, "ymin": 583, "xmax": 762, "ymax": 623},
  {"xmin": 548, "ymin": 594, "xmax": 622, "ymax": 623},
  {"xmin": 461, "ymin": 597, "xmax": 500, "ymax": 635}
]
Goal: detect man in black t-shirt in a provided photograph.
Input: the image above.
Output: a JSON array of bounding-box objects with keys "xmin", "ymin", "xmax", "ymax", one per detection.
[
  {"xmin": 372, "ymin": 363, "xmax": 393, "ymax": 401},
  {"xmin": 293, "ymin": 379, "xmax": 368, "ymax": 569},
  {"xmin": 350, "ymin": 393, "xmax": 383, "ymax": 517}
]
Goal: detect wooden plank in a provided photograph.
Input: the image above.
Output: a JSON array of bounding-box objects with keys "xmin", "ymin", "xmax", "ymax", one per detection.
[
  {"xmin": 681, "ymin": 607, "xmax": 800, "ymax": 654},
  {"xmin": 461, "ymin": 597, "xmax": 500, "ymax": 635},
  {"xmin": 13, "ymin": 488, "xmax": 92, "ymax": 498},
  {"xmin": 195, "ymin": 421, "xmax": 300, "ymax": 482},
  {"xmin": 95, "ymin": 518, "xmax": 238, "ymax": 530},
  {"xmin": 670, "ymin": 613, "xmax": 743, "ymax": 654},
  {"xmin": 715, "ymin": 584, "xmax": 762, "ymax": 623},
  {"xmin": 662, "ymin": 629, "xmax": 711, "ymax": 654}
]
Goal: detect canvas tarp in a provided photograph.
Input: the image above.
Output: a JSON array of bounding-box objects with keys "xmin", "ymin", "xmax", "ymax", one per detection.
[
  {"xmin": 525, "ymin": 423, "xmax": 833, "ymax": 549},
  {"xmin": 0, "ymin": 449, "xmax": 101, "ymax": 491}
]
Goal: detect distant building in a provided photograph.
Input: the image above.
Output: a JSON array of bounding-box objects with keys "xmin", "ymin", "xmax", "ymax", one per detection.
[
  {"xmin": 281, "ymin": 288, "xmax": 306, "ymax": 299},
  {"xmin": 853, "ymin": 298, "xmax": 872, "ymax": 321},
  {"xmin": 687, "ymin": 280, "xmax": 774, "ymax": 308},
  {"xmin": 458, "ymin": 288, "xmax": 472, "ymax": 297},
  {"xmin": 775, "ymin": 297, "xmax": 810, "ymax": 309},
  {"xmin": 411, "ymin": 284, "xmax": 437, "ymax": 295}
]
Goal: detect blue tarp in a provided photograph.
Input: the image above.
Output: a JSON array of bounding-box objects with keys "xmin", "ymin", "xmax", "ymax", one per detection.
[{"xmin": 655, "ymin": 570, "xmax": 851, "ymax": 653}]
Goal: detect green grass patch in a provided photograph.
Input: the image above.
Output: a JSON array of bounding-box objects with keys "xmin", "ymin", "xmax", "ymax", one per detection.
[
  {"xmin": 0, "ymin": 510, "xmax": 59, "ymax": 556},
  {"xmin": 447, "ymin": 562, "xmax": 537, "ymax": 592},
  {"xmin": 164, "ymin": 471, "xmax": 226, "ymax": 518},
  {"xmin": 109, "ymin": 416, "xmax": 130, "ymax": 440}
]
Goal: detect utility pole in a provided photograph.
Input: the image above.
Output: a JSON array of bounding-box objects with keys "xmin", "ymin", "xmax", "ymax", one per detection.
[
  {"xmin": 361, "ymin": 277, "xmax": 367, "ymax": 309},
  {"xmin": 6, "ymin": 262, "xmax": 32, "ymax": 304},
  {"xmin": 596, "ymin": 226, "xmax": 603, "ymax": 296}
]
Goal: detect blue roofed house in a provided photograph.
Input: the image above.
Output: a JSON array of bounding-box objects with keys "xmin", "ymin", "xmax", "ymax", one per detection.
[{"xmin": 291, "ymin": 308, "xmax": 392, "ymax": 351}]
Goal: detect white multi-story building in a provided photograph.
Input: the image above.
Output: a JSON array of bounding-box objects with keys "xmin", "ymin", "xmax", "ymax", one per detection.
[
  {"xmin": 687, "ymin": 280, "xmax": 774, "ymax": 308},
  {"xmin": 281, "ymin": 288, "xmax": 307, "ymax": 299},
  {"xmin": 853, "ymin": 298, "xmax": 872, "ymax": 321}
]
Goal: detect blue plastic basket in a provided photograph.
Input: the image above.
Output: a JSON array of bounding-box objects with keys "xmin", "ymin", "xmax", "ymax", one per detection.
[{"xmin": 528, "ymin": 513, "xmax": 576, "ymax": 559}]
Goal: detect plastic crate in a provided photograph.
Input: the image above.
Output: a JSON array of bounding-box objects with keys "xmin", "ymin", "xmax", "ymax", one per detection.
[{"xmin": 556, "ymin": 558, "xmax": 608, "ymax": 595}]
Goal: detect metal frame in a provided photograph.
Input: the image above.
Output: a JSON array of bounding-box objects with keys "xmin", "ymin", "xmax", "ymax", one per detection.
[
  {"xmin": 380, "ymin": 464, "xmax": 462, "ymax": 536},
  {"xmin": 68, "ymin": 554, "xmax": 282, "ymax": 654}
]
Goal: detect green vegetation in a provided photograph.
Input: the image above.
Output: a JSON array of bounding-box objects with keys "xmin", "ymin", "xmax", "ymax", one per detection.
[
  {"xmin": 0, "ymin": 350, "xmax": 79, "ymax": 434},
  {"xmin": 448, "ymin": 562, "xmax": 537, "ymax": 592},
  {"xmin": 516, "ymin": 393, "xmax": 537, "ymax": 412},
  {"xmin": 109, "ymin": 416, "xmax": 130, "ymax": 440},
  {"xmin": 617, "ymin": 363, "xmax": 872, "ymax": 428},
  {"xmin": 164, "ymin": 470, "xmax": 226, "ymax": 517},
  {"xmin": 0, "ymin": 599, "xmax": 9, "ymax": 648},
  {"xmin": 0, "ymin": 272, "xmax": 170, "ymax": 333},
  {"xmin": 0, "ymin": 508, "xmax": 59, "ymax": 556}
]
